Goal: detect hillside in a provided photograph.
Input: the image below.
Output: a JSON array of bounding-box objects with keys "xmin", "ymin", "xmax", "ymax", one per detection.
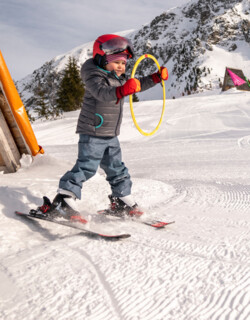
[
  {"xmin": 128, "ymin": 0, "xmax": 250, "ymax": 98},
  {"xmin": 17, "ymin": 0, "xmax": 250, "ymax": 107}
]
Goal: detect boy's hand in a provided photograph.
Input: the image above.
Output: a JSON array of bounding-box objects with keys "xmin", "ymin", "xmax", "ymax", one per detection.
[
  {"xmin": 116, "ymin": 78, "xmax": 141, "ymax": 103},
  {"xmin": 151, "ymin": 67, "xmax": 168, "ymax": 84}
]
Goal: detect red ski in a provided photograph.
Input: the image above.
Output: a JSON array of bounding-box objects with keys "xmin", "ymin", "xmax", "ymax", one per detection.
[
  {"xmin": 98, "ymin": 209, "xmax": 175, "ymax": 229},
  {"xmin": 15, "ymin": 210, "xmax": 131, "ymax": 240}
]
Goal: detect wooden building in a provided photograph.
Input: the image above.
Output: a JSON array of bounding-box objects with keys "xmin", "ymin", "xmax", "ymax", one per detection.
[{"xmin": 222, "ymin": 67, "xmax": 250, "ymax": 92}]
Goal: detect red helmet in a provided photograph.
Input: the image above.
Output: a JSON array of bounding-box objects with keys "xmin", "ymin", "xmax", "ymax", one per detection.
[{"xmin": 93, "ymin": 34, "xmax": 134, "ymax": 67}]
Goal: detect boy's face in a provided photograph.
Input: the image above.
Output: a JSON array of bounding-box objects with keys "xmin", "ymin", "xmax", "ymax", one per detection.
[{"xmin": 105, "ymin": 60, "xmax": 126, "ymax": 77}]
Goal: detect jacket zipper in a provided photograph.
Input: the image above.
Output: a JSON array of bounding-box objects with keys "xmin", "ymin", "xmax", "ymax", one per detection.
[{"xmin": 115, "ymin": 76, "xmax": 123, "ymax": 135}]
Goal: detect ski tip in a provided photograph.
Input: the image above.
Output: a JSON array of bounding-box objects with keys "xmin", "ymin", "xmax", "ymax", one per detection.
[
  {"xmin": 15, "ymin": 211, "xmax": 24, "ymax": 215},
  {"xmin": 117, "ymin": 234, "xmax": 131, "ymax": 239},
  {"xmin": 151, "ymin": 222, "xmax": 167, "ymax": 228},
  {"xmin": 145, "ymin": 220, "xmax": 175, "ymax": 228},
  {"xmin": 98, "ymin": 233, "xmax": 131, "ymax": 240}
]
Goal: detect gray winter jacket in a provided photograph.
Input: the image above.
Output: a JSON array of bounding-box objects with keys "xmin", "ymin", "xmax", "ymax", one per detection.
[{"xmin": 76, "ymin": 58, "xmax": 156, "ymax": 137}]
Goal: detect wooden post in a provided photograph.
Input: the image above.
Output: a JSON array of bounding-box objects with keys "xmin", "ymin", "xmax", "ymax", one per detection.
[
  {"xmin": 0, "ymin": 50, "xmax": 44, "ymax": 173},
  {"xmin": 0, "ymin": 91, "xmax": 30, "ymax": 155},
  {"xmin": 0, "ymin": 107, "xmax": 21, "ymax": 173}
]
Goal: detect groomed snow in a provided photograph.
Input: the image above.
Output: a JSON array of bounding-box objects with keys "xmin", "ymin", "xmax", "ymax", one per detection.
[{"xmin": 0, "ymin": 89, "xmax": 250, "ymax": 320}]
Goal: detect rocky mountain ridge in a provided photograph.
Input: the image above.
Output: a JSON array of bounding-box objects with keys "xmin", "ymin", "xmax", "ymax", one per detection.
[
  {"xmin": 127, "ymin": 0, "xmax": 250, "ymax": 97},
  {"xmin": 18, "ymin": 0, "xmax": 250, "ymax": 105}
]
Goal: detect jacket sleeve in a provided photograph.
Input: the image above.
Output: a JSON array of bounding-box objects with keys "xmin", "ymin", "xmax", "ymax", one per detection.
[
  {"xmin": 82, "ymin": 68, "xmax": 117, "ymax": 102},
  {"xmin": 125, "ymin": 74, "xmax": 157, "ymax": 92},
  {"xmin": 138, "ymin": 75, "xmax": 157, "ymax": 92}
]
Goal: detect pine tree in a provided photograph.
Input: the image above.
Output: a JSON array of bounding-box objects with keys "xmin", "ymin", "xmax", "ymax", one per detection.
[
  {"xmin": 133, "ymin": 93, "xmax": 139, "ymax": 102},
  {"xmin": 56, "ymin": 57, "xmax": 85, "ymax": 112},
  {"xmin": 15, "ymin": 81, "xmax": 35, "ymax": 122},
  {"xmin": 24, "ymin": 66, "xmax": 61, "ymax": 120},
  {"xmin": 33, "ymin": 84, "xmax": 57, "ymax": 120},
  {"xmin": 26, "ymin": 74, "xmax": 61, "ymax": 120}
]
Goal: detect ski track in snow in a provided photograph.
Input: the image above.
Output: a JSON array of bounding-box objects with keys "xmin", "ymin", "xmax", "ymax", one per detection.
[
  {"xmin": 1, "ymin": 91, "xmax": 250, "ymax": 320},
  {"xmin": 238, "ymin": 135, "xmax": 250, "ymax": 149},
  {"xmin": 166, "ymin": 180, "xmax": 250, "ymax": 214}
]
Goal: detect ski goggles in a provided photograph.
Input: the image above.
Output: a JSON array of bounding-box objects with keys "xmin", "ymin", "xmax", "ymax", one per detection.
[{"xmin": 100, "ymin": 37, "xmax": 134, "ymax": 58}]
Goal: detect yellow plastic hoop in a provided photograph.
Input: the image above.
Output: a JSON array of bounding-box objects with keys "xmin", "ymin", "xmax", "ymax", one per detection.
[{"xmin": 129, "ymin": 54, "xmax": 166, "ymax": 136}]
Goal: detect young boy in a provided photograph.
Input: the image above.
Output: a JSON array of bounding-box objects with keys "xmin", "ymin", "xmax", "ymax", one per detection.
[{"xmin": 39, "ymin": 34, "xmax": 168, "ymax": 221}]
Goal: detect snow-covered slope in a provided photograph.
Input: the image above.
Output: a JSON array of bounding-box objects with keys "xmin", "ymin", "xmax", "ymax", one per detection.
[
  {"xmin": 18, "ymin": 0, "xmax": 250, "ymax": 106},
  {"xmin": 1, "ymin": 89, "xmax": 250, "ymax": 320}
]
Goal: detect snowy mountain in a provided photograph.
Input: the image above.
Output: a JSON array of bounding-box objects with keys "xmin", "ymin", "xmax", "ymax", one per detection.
[
  {"xmin": 1, "ymin": 89, "xmax": 250, "ymax": 319},
  {"xmin": 128, "ymin": 0, "xmax": 250, "ymax": 98},
  {"xmin": 18, "ymin": 0, "xmax": 250, "ymax": 104}
]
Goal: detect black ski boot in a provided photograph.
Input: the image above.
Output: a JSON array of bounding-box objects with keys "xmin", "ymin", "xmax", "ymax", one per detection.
[
  {"xmin": 37, "ymin": 196, "xmax": 53, "ymax": 215},
  {"xmin": 108, "ymin": 195, "xmax": 143, "ymax": 217},
  {"xmin": 37, "ymin": 194, "xmax": 87, "ymax": 223}
]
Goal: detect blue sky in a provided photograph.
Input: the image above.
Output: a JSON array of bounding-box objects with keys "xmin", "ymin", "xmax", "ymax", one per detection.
[{"xmin": 0, "ymin": 0, "xmax": 189, "ymax": 80}]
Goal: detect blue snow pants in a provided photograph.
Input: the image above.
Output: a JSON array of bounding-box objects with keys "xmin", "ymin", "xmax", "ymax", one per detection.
[{"xmin": 59, "ymin": 134, "xmax": 132, "ymax": 200}]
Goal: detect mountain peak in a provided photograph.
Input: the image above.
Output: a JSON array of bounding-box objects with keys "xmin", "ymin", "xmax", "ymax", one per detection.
[{"xmin": 18, "ymin": 0, "xmax": 250, "ymax": 105}]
